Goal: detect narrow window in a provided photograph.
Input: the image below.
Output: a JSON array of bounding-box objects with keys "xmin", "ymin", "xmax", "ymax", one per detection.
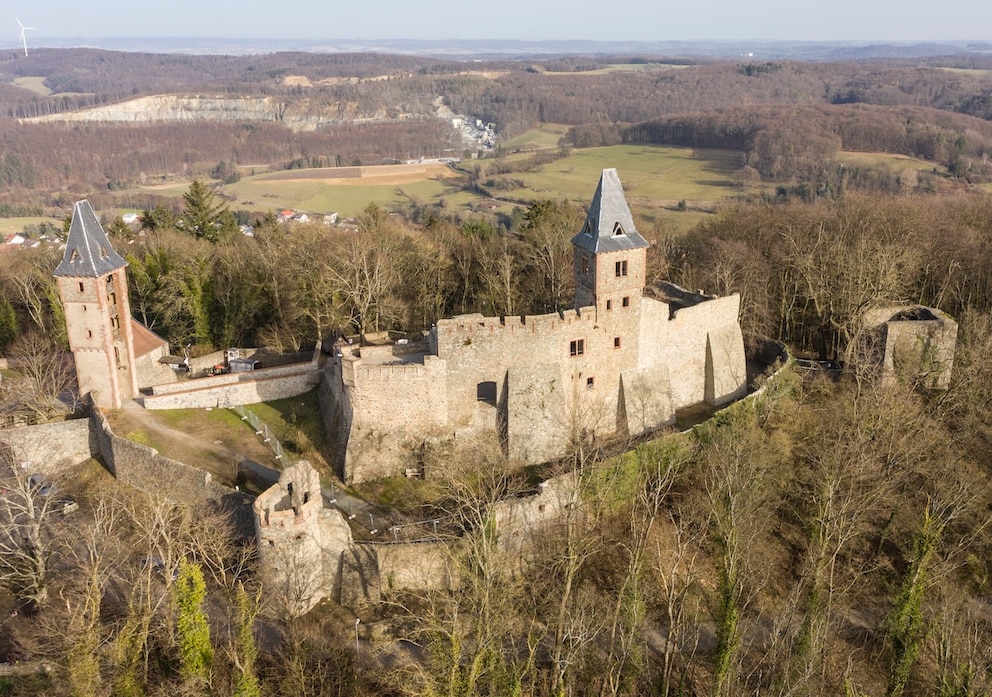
[
  {"xmin": 622, "ymin": 296, "xmax": 630, "ymax": 307},
  {"xmin": 606, "ymin": 299, "xmax": 612, "ymax": 310},
  {"xmin": 614, "ymin": 336, "xmax": 621, "ymax": 348},
  {"xmin": 586, "ymin": 376, "xmax": 595, "ymax": 389},
  {"xmin": 569, "ymin": 339, "xmax": 585, "ymax": 357},
  {"xmin": 86, "ymin": 330, "xmax": 93, "ymax": 338},
  {"xmin": 77, "ymin": 281, "xmax": 84, "ymax": 293},
  {"xmin": 82, "ymin": 305, "xmax": 87, "ymax": 312},
  {"xmin": 581, "ymin": 257, "xmax": 589, "ymax": 274}
]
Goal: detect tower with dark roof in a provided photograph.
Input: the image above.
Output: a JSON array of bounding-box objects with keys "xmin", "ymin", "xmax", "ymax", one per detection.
[
  {"xmin": 54, "ymin": 200, "xmax": 138, "ymax": 409},
  {"xmin": 571, "ymin": 168, "xmax": 649, "ymax": 313}
]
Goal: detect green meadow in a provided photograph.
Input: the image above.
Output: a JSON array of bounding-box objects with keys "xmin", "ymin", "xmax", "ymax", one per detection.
[
  {"xmin": 141, "ymin": 131, "xmax": 954, "ymax": 234},
  {"xmin": 0, "ymin": 217, "xmax": 63, "ymax": 236},
  {"xmin": 223, "ymin": 176, "xmax": 461, "ymax": 218},
  {"xmin": 501, "ymin": 123, "xmax": 571, "ymax": 151}
]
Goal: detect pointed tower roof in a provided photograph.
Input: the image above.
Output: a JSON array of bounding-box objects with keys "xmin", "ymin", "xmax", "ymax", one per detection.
[
  {"xmin": 571, "ymin": 168, "xmax": 649, "ymax": 254},
  {"xmin": 53, "ymin": 200, "xmax": 127, "ymax": 277}
]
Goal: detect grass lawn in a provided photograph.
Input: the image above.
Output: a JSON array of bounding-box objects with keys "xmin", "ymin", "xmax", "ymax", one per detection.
[
  {"xmin": 0, "ymin": 217, "xmax": 63, "ymax": 235},
  {"xmin": 246, "ymin": 389, "xmax": 331, "ymax": 471}
]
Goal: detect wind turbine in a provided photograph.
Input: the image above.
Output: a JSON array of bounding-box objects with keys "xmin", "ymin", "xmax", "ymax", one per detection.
[{"xmin": 14, "ymin": 16, "xmax": 34, "ymax": 57}]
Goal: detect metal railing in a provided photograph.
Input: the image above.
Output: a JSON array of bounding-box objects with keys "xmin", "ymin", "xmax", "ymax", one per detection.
[{"xmin": 232, "ymin": 405, "xmax": 284, "ymax": 463}]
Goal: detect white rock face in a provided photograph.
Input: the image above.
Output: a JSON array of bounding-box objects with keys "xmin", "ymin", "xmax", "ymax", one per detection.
[{"xmin": 23, "ymin": 95, "xmax": 400, "ymax": 132}]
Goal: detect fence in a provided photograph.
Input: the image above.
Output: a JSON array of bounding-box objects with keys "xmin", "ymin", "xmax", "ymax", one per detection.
[{"xmin": 232, "ymin": 405, "xmax": 285, "ymax": 463}]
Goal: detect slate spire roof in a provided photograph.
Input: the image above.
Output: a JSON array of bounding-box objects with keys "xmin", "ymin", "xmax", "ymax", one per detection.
[
  {"xmin": 53, "ymin": 200, "xmax": 127, "ymax": 277},
  {"xmin": 571, "ymin": 168, "xmax": 649, "ymax": 254}
]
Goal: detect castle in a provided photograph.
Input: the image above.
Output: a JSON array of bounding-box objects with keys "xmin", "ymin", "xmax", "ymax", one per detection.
[{"xmin": 324, "ymin": 168, "xmax": 749, "ymax": 483}]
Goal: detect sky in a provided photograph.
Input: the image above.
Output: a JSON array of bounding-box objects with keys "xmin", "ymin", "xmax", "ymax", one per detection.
[{"xmin": 9, "ymin": 0, "xmax": 992, "ymax": 44}]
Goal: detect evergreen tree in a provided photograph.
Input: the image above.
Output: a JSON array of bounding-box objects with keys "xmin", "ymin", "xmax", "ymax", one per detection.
[
  {"xmin": 231, "ymin": 583, "xmax": 261, "ymax": 697},
  {"xmin": 174, "ymin": 560, "xmax": 213, "ymax": 688},
  {"xmin": 181, "ymin": 179, "xmax": 237, "ymax": 242}
]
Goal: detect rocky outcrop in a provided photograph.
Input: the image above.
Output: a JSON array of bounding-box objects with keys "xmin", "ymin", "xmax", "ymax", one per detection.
[{"xmin": 22, "ymin": 95, "xmax": 414, "ymax": 132}]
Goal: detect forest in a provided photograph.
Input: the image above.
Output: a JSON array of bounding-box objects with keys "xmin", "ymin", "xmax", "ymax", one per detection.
[
  {"xmin": 1, "ymin": 50, "xmax": 992, "ymax": 208},
  {"xmin": 3, "ymin": 48, "xmax": 992, "ymax": 696}
]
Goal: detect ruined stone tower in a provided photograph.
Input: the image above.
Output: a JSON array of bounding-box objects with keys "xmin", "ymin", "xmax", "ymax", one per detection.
[
  {"xmin": 253, "ymin": 460, "xmax": 326, "ymax": 616},
  {"xmin": 53, "ymin": 201, "xmax": 138, "ymax": 410}
]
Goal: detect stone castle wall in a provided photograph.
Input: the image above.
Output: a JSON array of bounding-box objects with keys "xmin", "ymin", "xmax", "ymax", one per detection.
[
  {"xmin": 325, "ymin": 286, "xmax": 747, "ymax": 482},
  {"xmin": 0, "ymin": 418, "xmax": 97, "ymax": 473},
  {"xmin": 143, "ymin": 363, "xmax": 320, "ymax": 410},
  {"xmin": 90, "ymin": 408, "xmax": 232, "ymax": 503}
]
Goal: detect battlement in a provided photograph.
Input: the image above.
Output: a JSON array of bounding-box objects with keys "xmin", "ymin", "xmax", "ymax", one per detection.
[
  {"xmin": 436, "ymin": 307, "xmax": 598, "ymax": 350},
  {"xmin": 253, "ymin": 460, "xmax": 322, "ymax": 531}
]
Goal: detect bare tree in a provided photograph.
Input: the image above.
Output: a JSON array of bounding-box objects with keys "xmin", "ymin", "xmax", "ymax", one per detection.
[
  {"xmin": 0, "ymin": 457, "xmax": 65, "ymax": 609},
  {"xmin": 0, "ymin": 332, "xmax": 77, "ymax": 422}
]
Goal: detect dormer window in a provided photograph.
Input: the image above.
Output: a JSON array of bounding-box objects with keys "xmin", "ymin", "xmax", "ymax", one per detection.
[
  {"xmin": 612, "ymin": 222, "xmax": 625, "ymax": 237},
  {"xmin": 100, "ymin": 246, "xmax": 109, "ymax": 259},
  {"xmin": 70, "ymin": 249, "xmax": 81, "ymax": 263},
  {"xmin": 583, "ymin": 220, "xmax": 592, "ymax": 236}
]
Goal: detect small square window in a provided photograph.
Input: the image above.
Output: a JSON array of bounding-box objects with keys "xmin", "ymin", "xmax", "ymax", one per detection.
[
  {"xmin": 614, "ymin": 336, "xmax": 621, "ymax": 348},
  {"xmin": 606, "ymin": 299, "xmax": 613, "ymax": 310},
  {"xmin": 622, "ymin": 296, "xmax": 630, "ymax": 307},
  {"xmin": 569, "ymin": 339, "xmax": 585, "ymax": 357},
  {"xmin": 586, "ymin": 377, "xmax": 595, "ymax": 389}
]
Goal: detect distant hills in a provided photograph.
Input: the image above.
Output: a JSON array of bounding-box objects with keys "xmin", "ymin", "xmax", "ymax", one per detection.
[{"xmin": 12, "ymin": 36, "xmax": 992, "ymax": 60}]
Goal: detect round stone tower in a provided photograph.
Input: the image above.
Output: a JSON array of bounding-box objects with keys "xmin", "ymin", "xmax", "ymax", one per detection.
[{"xmin": 252, "ymin": 460, "xmax": 325, "ymax": 616}]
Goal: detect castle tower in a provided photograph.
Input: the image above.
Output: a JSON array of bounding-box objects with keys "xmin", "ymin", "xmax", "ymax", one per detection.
[
  {"xmin": 253, "ymin": 460, "xmax": 326, "ymax": 616},
  {"xmin": 571, "ymin": 168, "xmax": 649, "ymax": 314},
  {"xmin": 53, "ymin": 200, "xmax": 139, "ymax": 409}
]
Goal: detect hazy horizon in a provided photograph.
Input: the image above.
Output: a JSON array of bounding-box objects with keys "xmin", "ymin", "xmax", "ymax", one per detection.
[{"xmin": 6, "ymin": 0, "xmax": 991, "ymax": 47}]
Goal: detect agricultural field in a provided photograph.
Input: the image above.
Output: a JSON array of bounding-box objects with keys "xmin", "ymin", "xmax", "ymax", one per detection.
[
  {"xmin": 834, "ymin": 150, "xmax": 948, "ymax": 174},
  {"xmin": 11, "ymin": 76, "xmax": 51, "ymax": 96},
  {"xmin": 221, "ymin": 163, "xmax": 462, "ymax": 218},
  {"xmin": 0, "ymin": 216, "xmax": 63, "ymax": 236},
  {"xmin": 536, "ymin": 63, "xmax": 692, "ymax": 76},
  {"xmin": 501, "ymin": 123, "xmax": 571, "ymax": 151},
  {"xmin": 214, "ymin": 142, "xmax": 769, "ymax": 228},
  {"xmin": 133, "ymin": 136, "xmax": 957, "ymax": 236}
]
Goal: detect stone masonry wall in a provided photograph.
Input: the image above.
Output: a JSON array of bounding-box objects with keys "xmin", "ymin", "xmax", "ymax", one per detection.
[
  {"xmin": 328, "ymin": 286, "xmax": 747, "ymax": 482},
  {"xmin": 91, "ymin": 408, "xmax": 232, "ymax": 503},
  {"xmin": 143, "ymin": 366, "xmax": 320, "ymax": 410},
  {"xmin": 0, "ymin": 418, "xmax": 97, "ymax": 473}
]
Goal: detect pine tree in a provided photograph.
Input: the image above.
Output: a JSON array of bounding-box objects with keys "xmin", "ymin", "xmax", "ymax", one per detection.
[{"xmin": 181, "ymin": 179, "xmax": 236, "ymax": 242}]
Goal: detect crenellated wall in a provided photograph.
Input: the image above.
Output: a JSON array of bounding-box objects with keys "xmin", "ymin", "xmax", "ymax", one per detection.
[{"xmin": 325, "ymin": 283, "xmax": 747, "ymax": 482}]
